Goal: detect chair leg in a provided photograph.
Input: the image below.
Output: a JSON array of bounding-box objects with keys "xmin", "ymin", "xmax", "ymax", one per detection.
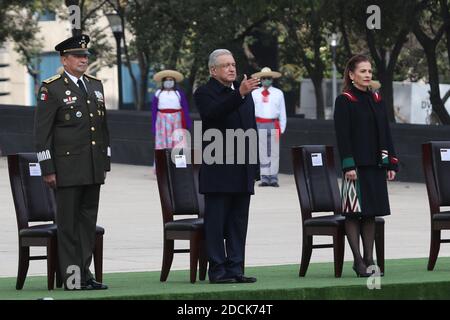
[
  {"xmin": 199, "ymin": 232, "xmax": 207, "ymax": 281},
  {"xmin": 189, "ymin": 232, "xmax": 201, "ymax": 283},
  {"xmin": 333, "ymin": 230, "xmax": 345, "ymax": 278},
  {"xmin": 375, "ymin": 222, "xmax": 385, "ymax": 275},
  {"xmin": 299, "ymin": 235, "xmax": 313, "ymax": 277},
  {"xmin": 47, "ymin": 238, "xmax": 57, "ymax": 290},
  {"xmin": 56, "ymin": 264, "xmax": 63, "ymax": 288},
  {"xmin": 16, "ymin": 245, "xmax": 30, "ymax": 290},
  {"xmin": 160, "ymin": 239, "xmax": 174, "ymax": 282},
  {"xmin": 428, "ymin": 229, "xmax": 441, "ymax": 271},
  {"xmin": 93, "ymin": 234, "xmax": 104, "ymax": 283},
  {"xmin": 242, "ymin": 247, "xmax": 245, "ymax": 276}
]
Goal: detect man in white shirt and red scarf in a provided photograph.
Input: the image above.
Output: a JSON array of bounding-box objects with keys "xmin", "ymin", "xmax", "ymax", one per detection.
[{"xmin": 251, "ymin": 67, "xmax": 287, "ymax": 187}]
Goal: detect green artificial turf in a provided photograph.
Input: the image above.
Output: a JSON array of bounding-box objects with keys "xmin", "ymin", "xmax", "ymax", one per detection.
[{"xmin": 1, "ymin": 257, "xmax": 450, "ymax": 300}]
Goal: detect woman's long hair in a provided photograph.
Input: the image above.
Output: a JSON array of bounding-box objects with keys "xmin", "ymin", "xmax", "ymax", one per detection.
[{"xmin": 343, "ymin": 54, "xmax": 371, "ymax": 92}]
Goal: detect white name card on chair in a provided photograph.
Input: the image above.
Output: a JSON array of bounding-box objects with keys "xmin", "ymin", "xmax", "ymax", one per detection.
[
  {"xmin": 440, "ymin": 149, "xmax": 450, "ymax": 161},
  {"xmin": 175, "ymin": 155, "xmax": 187, "ymax": 168},
  {"xmin": 311, "ymin": 153, "xmax": 323, "ymax": 167},
  {"xmin": 29, "ymin": 163, "xmax": 42, "ymax": 176}
]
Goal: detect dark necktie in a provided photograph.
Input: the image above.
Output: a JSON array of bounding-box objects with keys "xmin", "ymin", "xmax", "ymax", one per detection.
[{"xmin": 77, "ymin": 79, "xmax": 88, "ymax": 97}]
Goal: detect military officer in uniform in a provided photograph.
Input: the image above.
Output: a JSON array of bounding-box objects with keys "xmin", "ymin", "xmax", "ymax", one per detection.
[{"xmin": 34, "ymin": 34, "xmax": 110, "ymax": 290}]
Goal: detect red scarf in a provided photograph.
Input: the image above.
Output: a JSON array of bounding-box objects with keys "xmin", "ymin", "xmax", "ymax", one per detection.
[{"xmin": 261, "ymin": 88, "xmax": 270, "ymax": 103}]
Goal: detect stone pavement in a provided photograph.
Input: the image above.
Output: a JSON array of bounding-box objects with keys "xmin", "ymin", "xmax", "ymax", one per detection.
[{"xmin": 0, "ymin": 157, "xmax": 446, "ymax": 278}]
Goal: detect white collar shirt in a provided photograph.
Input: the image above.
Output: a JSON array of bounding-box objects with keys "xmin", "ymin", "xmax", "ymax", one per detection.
[{"xmin": 251, "ymin": 86, "xmax": 287, "ymax": 133}]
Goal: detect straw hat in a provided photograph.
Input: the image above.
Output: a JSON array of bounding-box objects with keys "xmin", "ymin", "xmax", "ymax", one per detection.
[
  {"xmin": 370, "ymin": 80, "xmax": 381, "ymax": 90},
  {"xmin": 153, "ymin": 70, "xmax": 184, "ymax": 82},
  {"xmin": 251, "ymin": 67, "xmax": 282, "ymax": 79}
]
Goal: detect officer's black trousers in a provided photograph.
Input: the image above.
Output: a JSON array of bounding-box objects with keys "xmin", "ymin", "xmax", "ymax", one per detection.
[
  {"xmin": 56, "ymin": 184, "xmax": 100, "ymax": 287},
  {"xmin": 204, "ymin": 193, "xmax": 251, "ymax": 281}
]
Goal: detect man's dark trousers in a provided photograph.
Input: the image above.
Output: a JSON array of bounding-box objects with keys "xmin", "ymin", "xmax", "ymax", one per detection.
[
  {"xmin": 204, "ymin": 193, "xmax": 251, "ymax": 280},
  {"xmin": 56, "ymin": 184, "xmax": 100, "ymax": 286}
]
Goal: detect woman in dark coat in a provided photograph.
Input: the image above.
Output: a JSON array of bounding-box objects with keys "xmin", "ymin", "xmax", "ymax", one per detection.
[{"xmin": 334, "ymin": 54, "xmax": 399, "ymax": 277}]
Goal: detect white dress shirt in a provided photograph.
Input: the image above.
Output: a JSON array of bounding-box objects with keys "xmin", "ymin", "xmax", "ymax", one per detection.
[
  {"xmin": 252, "ymin": 86, "xmax": 287, "ymax": 133},
  {"xmin": 65, "ymin": 71, "xmax": 87, "ymax": 90}
]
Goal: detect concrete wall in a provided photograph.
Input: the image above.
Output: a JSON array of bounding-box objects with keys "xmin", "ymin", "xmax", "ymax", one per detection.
[{"xmin": 1, "ymin": 104, "xmax": 450, "ymax": 182}]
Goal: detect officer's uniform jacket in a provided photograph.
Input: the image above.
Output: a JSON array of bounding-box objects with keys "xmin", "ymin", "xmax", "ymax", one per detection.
[{"xmin": 34, "ymin": 72, "xmax": 111, "ymax": 187}]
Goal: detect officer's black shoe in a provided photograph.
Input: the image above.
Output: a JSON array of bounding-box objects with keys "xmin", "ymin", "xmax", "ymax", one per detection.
[
  {"xmin": 209, "ymin": 277, "xmax": 237, "ymax": 284},
  {"xmin": 258, "ymin": 182, "xmax": 269, "ymax": 187},
  {"xmin": 82, "ymin": 279, "xmax": 108, "ymax": 290},
  {"xmin": 235, "ymin": 275, "xmax": 257, "ymax": 283}
]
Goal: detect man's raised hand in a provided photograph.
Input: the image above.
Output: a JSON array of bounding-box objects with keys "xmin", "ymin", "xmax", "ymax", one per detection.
[{"xmin": 239, "ymin": 74, "xmax": 260, "ymax": 97}]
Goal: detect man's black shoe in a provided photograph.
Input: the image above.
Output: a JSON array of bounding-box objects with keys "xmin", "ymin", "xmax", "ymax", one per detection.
[
  {"xmin": 258, "ymin": 182, "xmax": 269, "ymax": 187},
  {"xmin": 82, "ymin": 279, "xmax": 108, "ymax": 290},
  {"xmin": 209, "ymin": 277, "xmax": 237, "ymax": 284},
  {"xmin": 270, "ymin": 182, "xmax": 279, "ymax": 187},
  {"xmin": 235, "ymin": 275, "xmax": 257, "ymax": 283}
]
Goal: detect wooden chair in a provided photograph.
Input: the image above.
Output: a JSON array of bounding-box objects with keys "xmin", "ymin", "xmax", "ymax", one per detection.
[
  {"xmin": 422, "ymin": 142, "xmax": 450, "ymax": 270},
  {"xmin": 292, "ymin": 145, "xmax": 385, "ymax": 277},
  {"xmin": 7, "ymin": 153, "xmax": 104, "ymax": 290},
  {"xmin": 155, "ymin": 148, "xmax": 207, "ymax": 283}
]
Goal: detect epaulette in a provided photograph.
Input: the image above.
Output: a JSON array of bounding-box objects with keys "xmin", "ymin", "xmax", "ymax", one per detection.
[
  {"xmin": 42, "ymin": 74, "xmax": 61, "ymax": 84},
  {"xmin": 84, "ymin": 73, "xmax": 101, "ymax": 82}
]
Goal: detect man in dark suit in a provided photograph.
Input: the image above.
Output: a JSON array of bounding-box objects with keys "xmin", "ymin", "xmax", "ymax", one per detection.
[
  {"xmin": 34, "ymin": 34, "xmax": 109, "ymax": 290},
  {"xmin": 194, "ymin": 49, "xmax": 260, "ymax": 284}
]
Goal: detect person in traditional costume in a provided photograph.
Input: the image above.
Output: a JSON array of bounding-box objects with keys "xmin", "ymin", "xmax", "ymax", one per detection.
[
  {"xmin": 251, "ymin": 67, "xmax": 287, "ymax": 187},
  {"xmin": 151, "ymin": 70, "xmax": 192, "ymax": 167}
]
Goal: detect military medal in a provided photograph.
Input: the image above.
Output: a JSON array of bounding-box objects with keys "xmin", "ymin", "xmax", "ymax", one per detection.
[
  {"xmin": 94, "ymin": 90, "xmax": 104, "ymax": 102},
  {"xmin": 63, "ymin": 96, "xmax": 77, "ymax": 104},
  {"xmin": 76, "ymin": 111, "xmax": 82, "ymax": 118},
  {"xmin": 65, "ymin": 90, "xmax": 71, "ymax": 95}
]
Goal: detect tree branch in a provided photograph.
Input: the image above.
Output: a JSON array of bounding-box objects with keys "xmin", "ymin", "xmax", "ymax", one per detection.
[
  {"xmin": 232, "ymin": 15, "xmax": 269, "ymax": 43},
  {"xmin": 82, "ymin": 0, "xmax": 109, "ymax": 23},
  {"xmin": 443, "ymin": 89, "xmax": 450, "ymax": 105}
]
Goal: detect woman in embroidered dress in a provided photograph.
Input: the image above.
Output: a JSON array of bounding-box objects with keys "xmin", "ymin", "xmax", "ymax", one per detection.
[
  {"xmin": 151, "ymin": 70, "xmax": 192, "ymax": 169},
  {"xmin": 334, "ymin": 54, "xmax": 399, "ymax": 277}
]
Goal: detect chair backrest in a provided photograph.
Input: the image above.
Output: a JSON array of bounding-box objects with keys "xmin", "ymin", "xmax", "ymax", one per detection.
[
  {"xmin": 292, "ymin": 145, "xmax": 341, "ymax": 221},
  {"xmin": 422, "ymin": 141, "xmax": 450, "ymax": 214},
  {"xmin": 7, "ymin": 153, "xmax": 56, "ymax": 231},
  {"xmin": 155, "ymin": 149, "xmax": 202, "ymax": 224}
]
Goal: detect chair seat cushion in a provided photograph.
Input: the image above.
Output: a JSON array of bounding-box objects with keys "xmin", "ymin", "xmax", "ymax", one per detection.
[
  {"xmin": 165, "ymin": 218, "xmax": 204, "ymax": 231},
  {"xmin": 19, "ymin": 224, "xmax": 104, "ymax": 238},
  {"xmin": 19, "ymin": 224, "xmax": 57, "ymax": 238},
  {"xmin": 432, "ymin": 212, "xmax": 450, "ymax": 221},
  {"xmin": 304, "ymin": 215, "xmax": 345, "ymax": 227}
]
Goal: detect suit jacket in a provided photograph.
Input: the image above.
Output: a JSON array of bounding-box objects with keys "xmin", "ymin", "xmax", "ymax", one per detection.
[
  {"xmin": 194, "ymin": 77, "xmax": 260, "ymax": 194},
  {"xmin": 34, "ymin": 72, "xmax": 111, "ymax": 187}
]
